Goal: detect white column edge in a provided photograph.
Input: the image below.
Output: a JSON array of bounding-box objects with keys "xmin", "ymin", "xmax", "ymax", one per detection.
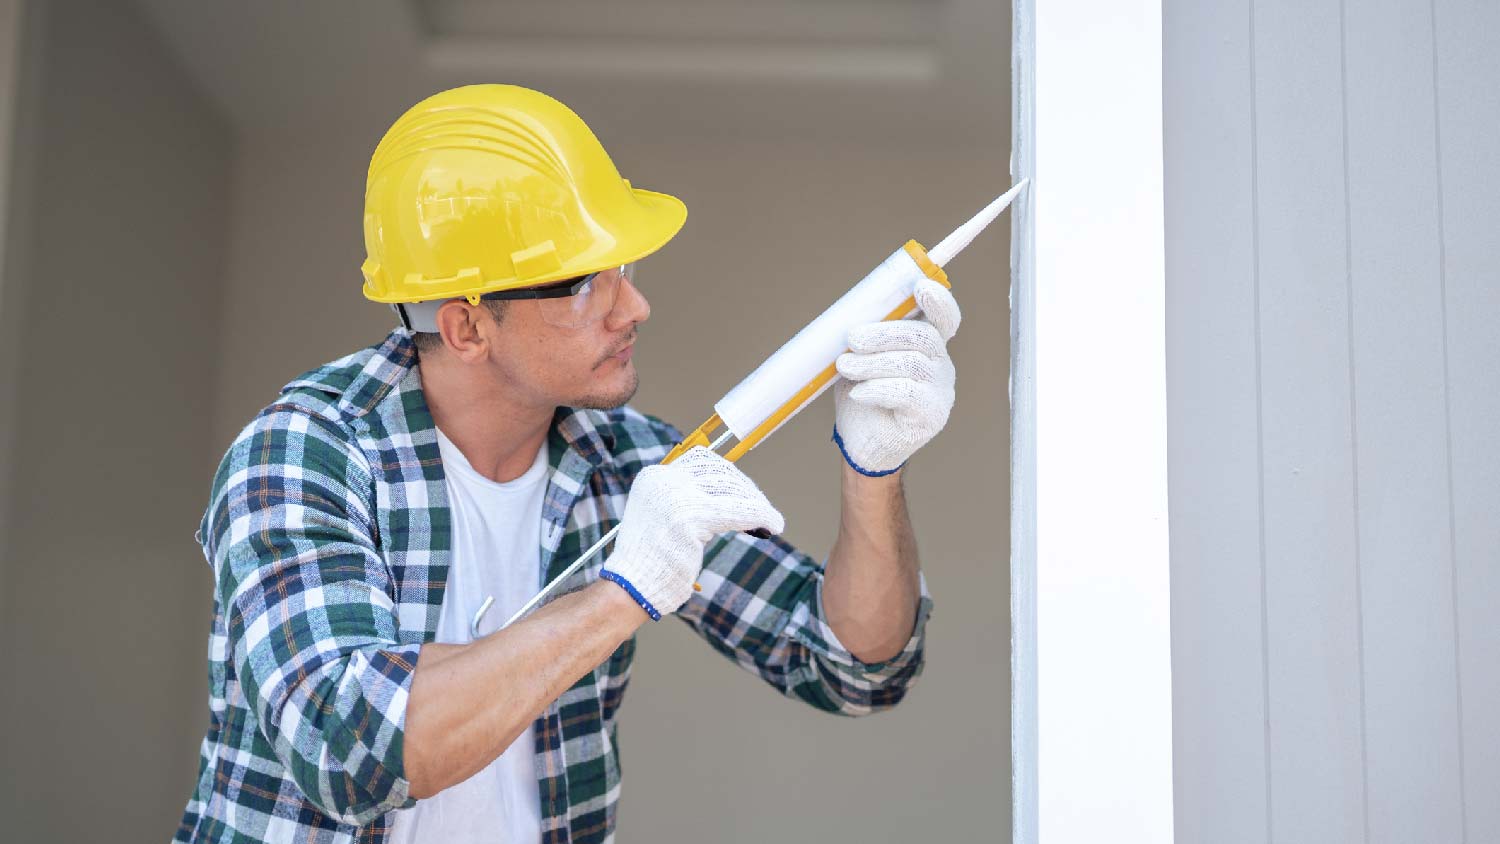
[{"xmin": 1022, "ymin": 0, "xmax": 1175, "ymax": 839}]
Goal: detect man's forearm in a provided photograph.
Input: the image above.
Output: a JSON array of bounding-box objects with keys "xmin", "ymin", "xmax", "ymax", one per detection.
[
  {"xmin": 404, "ymin": 580, "xmax": 647, "ymax": 799},
  {"xmin": 823, "ymin": 459, "xmax": 922, "ymax": 664}
]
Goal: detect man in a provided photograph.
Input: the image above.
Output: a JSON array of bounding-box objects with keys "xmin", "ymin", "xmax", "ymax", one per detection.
[{"xmin": 176, "ymin": 84, "xmax": 961, "ymax": 844}]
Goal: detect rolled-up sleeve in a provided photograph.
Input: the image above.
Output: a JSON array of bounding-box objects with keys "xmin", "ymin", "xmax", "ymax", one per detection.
[
  {"xmin": 676, "ymin": 531, "xmax": 932, "ymax": 717},
  {"xmin": 206, "ymin": 406, "xmax": 419, "ymax": 825}
]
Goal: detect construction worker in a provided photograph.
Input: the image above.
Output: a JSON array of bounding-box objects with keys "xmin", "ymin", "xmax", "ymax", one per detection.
[{"xmin": 175, "ymin": 84, "xmax": 961, "ymax": 844}]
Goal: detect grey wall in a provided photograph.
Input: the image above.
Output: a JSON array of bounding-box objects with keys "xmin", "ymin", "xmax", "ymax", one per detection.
[
  {"xmin": 0, "ymin": 0, "xmax": 230, "ymax": 840},
  {"xmin": 1165, "ymin": 0, "xmax": 1499, "ymax": 842}
]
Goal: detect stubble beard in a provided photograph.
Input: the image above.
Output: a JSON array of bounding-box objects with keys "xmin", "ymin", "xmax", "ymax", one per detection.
[{"xmin": 573, "ymin": 364, "xmax": 639, "ymax": 410}]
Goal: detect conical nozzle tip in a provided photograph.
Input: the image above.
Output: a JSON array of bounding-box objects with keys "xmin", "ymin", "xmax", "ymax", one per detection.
[{"xmin": 928, "ymin": 179, "xmax": 1030, "ymax": 267}]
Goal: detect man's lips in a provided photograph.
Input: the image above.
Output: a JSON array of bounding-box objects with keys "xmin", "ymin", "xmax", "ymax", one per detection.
[{"xmin": 600, "ymin": 338, "xmax": 635, "ymax": 367}]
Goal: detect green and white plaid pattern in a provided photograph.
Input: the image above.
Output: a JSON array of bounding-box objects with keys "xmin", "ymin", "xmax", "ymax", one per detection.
[{"xmin": 175, "ymin": 328, "xmax": 932, "ymax": 844}]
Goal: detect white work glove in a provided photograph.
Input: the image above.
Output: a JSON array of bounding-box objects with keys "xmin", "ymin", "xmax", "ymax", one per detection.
[
  {"xmin": 600, "ymin": 446, "xmax": 785, "ymax": 620},
  {"xmin": 832, "ymin": 277, "xmax": 962, "ymax": 476}
]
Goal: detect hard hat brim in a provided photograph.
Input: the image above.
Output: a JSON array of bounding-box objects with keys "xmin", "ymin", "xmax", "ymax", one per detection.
[
  {"xmin": 363, "ymin": 186, "xmax": 687, "ymax": 305},
  {"xmin": 607, "ymin": 187, "xmax": 688, "ymax": 273}
]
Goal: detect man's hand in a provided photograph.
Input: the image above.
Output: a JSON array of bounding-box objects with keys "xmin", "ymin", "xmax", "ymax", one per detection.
[
  {"xmin": 602, "ymin": 446, "xmax": 785, "ymax": 619},
  {"xmin": 832, "ymin": 277, "xmax": 962, "ymax": 475}
]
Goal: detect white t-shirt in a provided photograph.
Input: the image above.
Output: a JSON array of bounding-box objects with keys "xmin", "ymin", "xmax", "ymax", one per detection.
[{"xmin": 386, "ymin": 428, "xmax": 550, "ymax": 844}]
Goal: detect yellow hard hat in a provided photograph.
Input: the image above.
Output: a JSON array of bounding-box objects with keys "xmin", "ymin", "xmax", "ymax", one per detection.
[{"xmin": 361, "ymin": 84, "xmax": 687, "ymax": 306}]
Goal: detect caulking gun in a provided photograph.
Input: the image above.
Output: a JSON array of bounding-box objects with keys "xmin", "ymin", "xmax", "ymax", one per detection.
[{"xmin": 471, "ymin": 179, "xmax": 1029, "ymax": 637}]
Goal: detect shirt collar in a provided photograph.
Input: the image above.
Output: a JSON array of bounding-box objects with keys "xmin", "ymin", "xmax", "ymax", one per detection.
[{"xmin": 551, "ymin": 405, "xmax": 616, "ymax": 468}]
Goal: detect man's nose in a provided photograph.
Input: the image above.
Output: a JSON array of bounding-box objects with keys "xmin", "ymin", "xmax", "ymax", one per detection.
[{"xmin": 607, "ymin": 276, "xmax": 650, "ymax": 328}]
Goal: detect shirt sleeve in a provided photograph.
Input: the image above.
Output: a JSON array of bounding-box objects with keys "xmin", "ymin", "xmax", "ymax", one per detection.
[
  {"xmin": 202, "ymin": 404, "xmax": 420, "ymax": 825},
  {"xmin": 674, "ymin": 530, "xmax": 933, "ymax": 716}
]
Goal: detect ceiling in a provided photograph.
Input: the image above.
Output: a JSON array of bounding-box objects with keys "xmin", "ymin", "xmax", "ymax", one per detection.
[{"xmin": 131, "ymin": 0, "xmax": 1010, "ymax": 148}]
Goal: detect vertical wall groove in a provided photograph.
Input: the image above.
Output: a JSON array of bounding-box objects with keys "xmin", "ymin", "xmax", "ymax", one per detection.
[
  {"xmin": 1426, "ymin": 0, "xmax": 1469, "ymax": 837},
  {"xmin": 1335, "ymin": 0, "xmax": 1373, "ymax": 838},
  {"xmin": 1347, "ymin": 0, "xmax": 1465, "ymax": 835},
  {"xmin": 1336, "ymin": 0, "xmax": 1374, "ymax": 836},
  {"xmin": 1246, "ymin": 0, "xmax": 1274, "ymax": 836}
]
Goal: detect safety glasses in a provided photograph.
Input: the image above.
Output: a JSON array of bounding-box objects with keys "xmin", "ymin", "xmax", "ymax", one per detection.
[{"xmin": 480, "ymin": 264, "xmax": 635, "ymax": 329}]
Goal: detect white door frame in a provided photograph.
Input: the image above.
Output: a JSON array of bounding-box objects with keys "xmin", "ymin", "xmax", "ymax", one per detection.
[{"xmin": 1011, "ymin": 0, "xmax": 1175, "ymax": 839}]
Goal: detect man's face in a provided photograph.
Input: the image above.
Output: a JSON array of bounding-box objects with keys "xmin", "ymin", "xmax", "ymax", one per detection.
[{"xmin": 477, "ymin": 274, "xmax": 652, "ymax": 411}]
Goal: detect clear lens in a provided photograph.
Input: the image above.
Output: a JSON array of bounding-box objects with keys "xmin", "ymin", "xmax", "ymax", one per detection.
[{"xmin": 536, "ymin": 265, "xmax": 631, "ymax": 328}]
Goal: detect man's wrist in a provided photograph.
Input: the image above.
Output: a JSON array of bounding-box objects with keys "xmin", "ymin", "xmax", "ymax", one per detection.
[
  {"xmin": 838, "ymin": 455, "xmax": 907, "ymax": 538},
  {"xmin": 590, "ymin": 578, "xmax": 655, "ymax": 629}
]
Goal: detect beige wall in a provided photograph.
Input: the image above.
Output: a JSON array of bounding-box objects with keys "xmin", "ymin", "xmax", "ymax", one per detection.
[
  {"xmin": 3, "ymin": 5, "xmax": 1010, "ymax": 841},
  {"xmin": 0, "ymin": 0, "xmax": 231, "ymax": 840},
  {"xmin": 215, "ymin": 122, "xmax": 1012, "ymax": 841}
]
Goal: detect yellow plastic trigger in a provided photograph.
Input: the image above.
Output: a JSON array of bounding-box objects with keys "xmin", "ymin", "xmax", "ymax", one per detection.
[{"xmin": 662, "ymin": 413, "xmax": 722, "ymax": 465}]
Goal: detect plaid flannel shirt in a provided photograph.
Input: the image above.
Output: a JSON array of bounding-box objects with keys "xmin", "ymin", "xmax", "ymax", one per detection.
[{"xmin": 175, "ymin": 328, "xmax": 932, "ymax": 844}]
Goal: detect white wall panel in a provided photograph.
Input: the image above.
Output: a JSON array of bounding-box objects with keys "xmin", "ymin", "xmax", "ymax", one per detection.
[
  {"xmin": 1166, "ymin": 0, "xmax": 1495, "ymax": 839},
  {"xmin": 1343, "ymin": 2, "xmax": 1465, "ymax": 839},
  {"xmin": 1434, "ymin": 1, "xmax": 1500, "ymax": 840},
  {"xmin": 1251, "ymin": 0, "xmax": 1367, "ymax": 839},
  {"xmin": 1163, "ymin": 0, "xmax": 1267, "ymax": 840}
]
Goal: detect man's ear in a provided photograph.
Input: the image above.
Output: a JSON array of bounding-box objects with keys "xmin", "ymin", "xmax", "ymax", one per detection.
[{"xmin": 434, "ymin": 300, "xmax": 489, "ymax": 362}]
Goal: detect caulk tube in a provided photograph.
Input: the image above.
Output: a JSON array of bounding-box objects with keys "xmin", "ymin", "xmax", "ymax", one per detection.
[
  {"xmin": 710, "ymin": 182, "xmax": 1027, "ymax": 453},
  {"xmin": 713, "ymin": 242, "xmax": 944, "ymax": 447}
]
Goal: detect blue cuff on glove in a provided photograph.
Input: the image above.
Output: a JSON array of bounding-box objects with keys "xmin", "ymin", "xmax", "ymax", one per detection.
[
  {"xmin": 599, "ymin": 569, "xmax": 662, "ymax": 621},
  {"xmin": 831, "ymin": 425, "xmax": 907, "ymax": 477}
]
